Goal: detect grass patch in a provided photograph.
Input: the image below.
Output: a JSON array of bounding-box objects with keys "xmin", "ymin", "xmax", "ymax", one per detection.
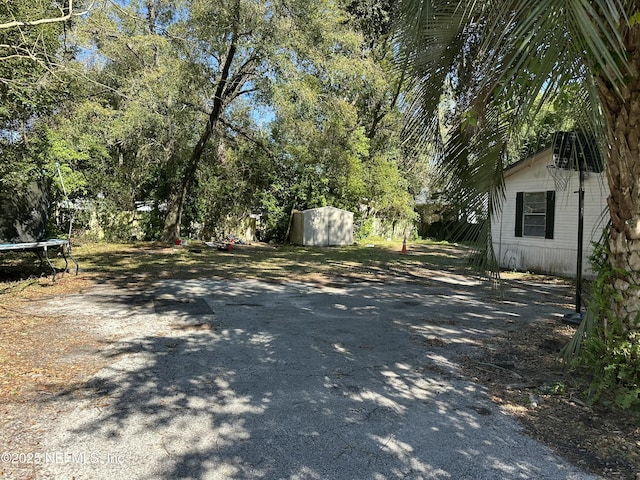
[{"xmin": 67, "ymin": 239, "xmax": 473, "ymax": 285}]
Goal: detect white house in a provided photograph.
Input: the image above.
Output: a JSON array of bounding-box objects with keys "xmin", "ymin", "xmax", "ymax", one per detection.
[
  {"xmin": 491, "ymin": 144, "xmax": 609, "ymax": 279},
  {"xmin": 290, "ymin": 206, "xmax": 354, "ymax": 247}
]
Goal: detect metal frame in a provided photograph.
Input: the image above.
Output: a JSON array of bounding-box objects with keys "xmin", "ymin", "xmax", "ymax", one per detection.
[{"xmin": 0, "ymin": 239, "xmax": 79, "ymax": 281}]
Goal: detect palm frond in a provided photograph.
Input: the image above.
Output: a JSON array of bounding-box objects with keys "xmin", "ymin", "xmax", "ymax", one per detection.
[{"xmin": 395, "ymin": 0, "xmax": 634, "ymax": 276}]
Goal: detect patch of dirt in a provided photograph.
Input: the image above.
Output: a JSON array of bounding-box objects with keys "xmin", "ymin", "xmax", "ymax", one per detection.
[{"xmin": 462, "ymin": 316, "xmax": 640, "ymax": 479}]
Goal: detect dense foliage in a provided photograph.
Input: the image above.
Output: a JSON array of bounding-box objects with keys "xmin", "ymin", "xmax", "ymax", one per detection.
[{"xmin": 1, "ymin": 0, "xmax": 421, "ymax": 243}]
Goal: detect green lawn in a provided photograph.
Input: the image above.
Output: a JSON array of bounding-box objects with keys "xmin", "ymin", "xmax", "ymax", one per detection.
[{"xmin": 68, "ymin": 239, "xmax": 473, "ymax": 285}]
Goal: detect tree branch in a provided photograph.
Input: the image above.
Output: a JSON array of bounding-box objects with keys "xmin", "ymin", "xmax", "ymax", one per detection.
[
  {"xmin": 0, "ymin": 0, "xmax": 98, "ymax": 29},
  {"xmin": 231, "ymin": 86, "xmax": 259, "ymax": 99},
  {"xmin": 219, "ymin": 118, "xmax": 275, "ymax": 158}
]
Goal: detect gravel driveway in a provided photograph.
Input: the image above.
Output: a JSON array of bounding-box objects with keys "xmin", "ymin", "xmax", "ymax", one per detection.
[{"xmin": 6, "ymin": 275, "xmax": 599, "ymax": 479}]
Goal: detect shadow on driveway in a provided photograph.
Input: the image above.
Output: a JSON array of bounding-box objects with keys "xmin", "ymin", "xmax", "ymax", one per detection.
[{"xmin": 35, "ymin": 276, "xmax": 595, "ymax": 479}]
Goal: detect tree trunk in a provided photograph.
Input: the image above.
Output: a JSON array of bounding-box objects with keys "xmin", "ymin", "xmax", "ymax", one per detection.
[
  {"xmin": 597, "ymin": 22, "xmax": 640, "ymax": 329},
  {"xmin": 161, "ymin": 6, "xmax": 239, "ymax": 242},
  {"xmin": 161, "ymin": 135, "xmax": 181, "ymax": 241},
  {"xmin": 162, "ymin": 190, "xmax": 182, "ymax": 242},
  {"xmin": 162, "ymin": 128, "xmax": 210, "ymax": 241}
]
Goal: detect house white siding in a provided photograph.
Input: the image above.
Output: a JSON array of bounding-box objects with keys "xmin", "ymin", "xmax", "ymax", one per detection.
[{"xmin": 491, "ymin": 148, "xmax": 609, "ymax": 278}]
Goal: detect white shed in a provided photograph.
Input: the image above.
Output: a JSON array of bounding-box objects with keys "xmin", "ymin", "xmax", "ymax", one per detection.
[
  {"xmin": 290, "ymin": 206, "xmax": 354, "ymax": 247},
  {"xmin": 491, "ymin": 145, "xmax": 609, "ymax": 279}
]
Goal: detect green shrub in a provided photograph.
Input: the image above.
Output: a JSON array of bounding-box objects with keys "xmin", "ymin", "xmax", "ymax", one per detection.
[{"xmin": 569, "ymin": 232, "xmax": 640, "ymax": 411}]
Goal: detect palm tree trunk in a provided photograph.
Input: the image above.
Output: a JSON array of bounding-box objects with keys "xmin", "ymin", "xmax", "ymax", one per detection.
[{"xmin": 597, "ymin": 23, "xmax": 640, "ymax": 329}]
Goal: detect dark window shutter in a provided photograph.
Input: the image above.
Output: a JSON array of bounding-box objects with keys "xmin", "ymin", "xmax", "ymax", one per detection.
[
  {"xmin": 515, "ymin": 192, "xmax": 523, "ymax": 237},
  {"xmin": 545, "ymin": 190, "xmax": 555, "ymax": 239}
]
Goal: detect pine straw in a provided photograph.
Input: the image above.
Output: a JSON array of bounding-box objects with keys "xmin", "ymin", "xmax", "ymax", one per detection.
[
  {"xmin": 462, "ymin": 317, "xmax": 640, "ymax": 479},
  {"xmin": 0, "ymin": 274, "xmax": 104, "ymax": 403}
]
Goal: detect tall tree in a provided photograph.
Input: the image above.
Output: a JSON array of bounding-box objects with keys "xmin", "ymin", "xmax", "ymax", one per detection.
[
  {"xmin": 0, "ymin": 0, "xmax": 74, "ymax": 188},
  {"xmin": 57, "ymin": 0, "xmax": 190, "ymax": 211},
  {"xmin": 339, "ymin": 0, "xmax": 422, "ymax": 232},
  {"xmin": 77, "ymin": 0, "xmax": 371, "ymax": 241},
  {"xmin": 346, "ymin": 0, "xmax": 403, "ymax": 147},
  {"xmin": 159, "ymin": 0, "xmax": 370, "ymax": 241},
  {"xmin": 397, "ymin": 1, "xmax": 640, "ymax": 406}
]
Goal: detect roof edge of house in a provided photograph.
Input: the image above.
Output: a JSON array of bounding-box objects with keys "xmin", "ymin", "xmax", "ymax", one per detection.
[{"xmin": 504, "ymin": 147, "xmax": 552, "ymax": 178}]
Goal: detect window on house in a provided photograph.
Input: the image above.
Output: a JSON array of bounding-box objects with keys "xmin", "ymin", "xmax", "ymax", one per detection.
[
  {"xmin": 523, "ymin": 192, "xmax": 546, "ymax": 236},
  {"xmin": 515, "ymin": 191, "xmax": 555, "ymax": 239}
]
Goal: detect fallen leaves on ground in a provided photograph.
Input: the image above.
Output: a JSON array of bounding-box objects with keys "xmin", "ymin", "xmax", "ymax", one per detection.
[{"xmin": 462, "ymin": 317, "xmax": 640, "ymax": 479}]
